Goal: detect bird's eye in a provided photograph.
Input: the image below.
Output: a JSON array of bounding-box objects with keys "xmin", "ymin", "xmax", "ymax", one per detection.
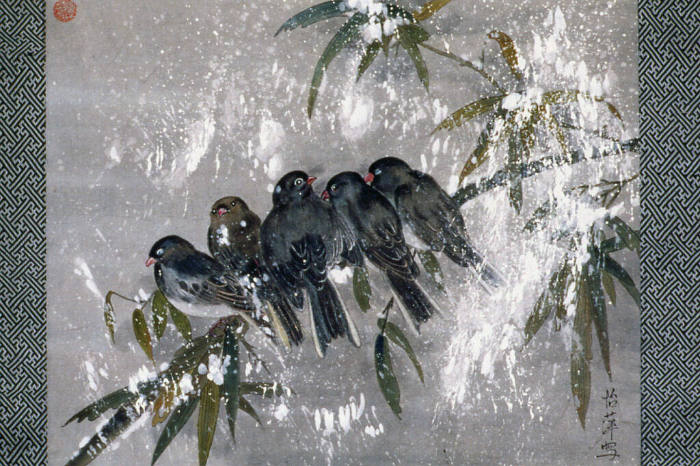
[
  {"xmin": 374, "ymin": 168, "xmax": 382, "ymax": 175},
  {"xmin": 330, "ymin": 184, "xmax": 337, "ymax": 192},
  {"xmin": 231, "ymin": 201, "xmax": 236, "ymax": 207},
  {"xmin": 211, "ymin": 209, "xmax": 216, "ymax": 215},
  {"xmin": 156, "ymin": 248, "xmax": 164, "ymax": 257},
  {"xmin": 294, "ymin": 178, "xmax": 303, "ymax": 186}
]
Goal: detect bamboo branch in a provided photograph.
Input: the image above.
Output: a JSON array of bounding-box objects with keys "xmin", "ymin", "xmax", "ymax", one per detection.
[{"xmin": 451, "ymin": 138, "xmax": 640, "ymax": 205}]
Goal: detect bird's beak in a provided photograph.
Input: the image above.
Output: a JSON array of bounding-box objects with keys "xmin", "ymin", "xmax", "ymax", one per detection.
[
  {"xmin": 306, "ymin": 176, "xmax": 317, "ymax": 185},
  {"xmin": 321, "ymin": 190, "xmax": 330, "ymax": 201},
  {"xmin": 364, "ymin": 173, "xmax": 375, "ymax": 184},
  {"xmin": 217, "ymin": 207, "xmax": 227, "ymax": 217},
  {"xmin": 145, "ymin": 257, "xmax": 156, "ymax": 267}
]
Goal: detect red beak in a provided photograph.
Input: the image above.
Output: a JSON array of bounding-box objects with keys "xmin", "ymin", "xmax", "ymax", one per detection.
[
  {"xmin": 217, "ymin": 207, "xmax": 227, "ymax": 217},
  {"xmin": 364, "ymin": 173, "xmax": 375, "ymax": 184},
  {"xmin": 321, "ymin": 190, "xmax": 330, "ymax": 201},
  {"xmin": 145, "ymin": 257, "xmax": 156, "ymax": 267},
  {"xmin": 306, "ymin": 176, "xmax": 317, "ymax": 185}
]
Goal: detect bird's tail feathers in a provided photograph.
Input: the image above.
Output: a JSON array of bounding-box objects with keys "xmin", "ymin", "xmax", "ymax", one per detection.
[
  {"xmin": 306, "ymin": 279, "xmax": 360, "ymax": 357},
  {"xmin": 387, "ymin": 273, "xmax": 439, "ymax": 332},
  {"xmin": 444, "ymin": 241, "xmax": 505, "ymax": 292}
]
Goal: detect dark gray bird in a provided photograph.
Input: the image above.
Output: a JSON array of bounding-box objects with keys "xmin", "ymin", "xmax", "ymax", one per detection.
[
  {"xmin": 146, "ymin": 235, "xmax": 271, "ymax": 335},
  {"xmin": 208, "ymin": 196, "xmax": 304, "ymax": 349},
  {"xmin": 366, "ymin": 157, "xmax": 503, "ymax": 288},
  {"xmin": 261, "ymin": 171, "xmax": 363, "ymax": 357},
  {"xmin": 322, "ymin": 172, "xmax": 437, "ymax": 330}
]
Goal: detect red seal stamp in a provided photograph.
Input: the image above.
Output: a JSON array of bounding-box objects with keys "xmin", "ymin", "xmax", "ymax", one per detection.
[{"xmin": 53, "ymin": 0, "xmax": 77, "ymax": 23}]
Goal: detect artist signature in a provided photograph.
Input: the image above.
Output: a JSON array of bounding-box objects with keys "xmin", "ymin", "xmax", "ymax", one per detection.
[{"xmin": 596, "ymin": 387, "xmax": 620, "ymax": 461}]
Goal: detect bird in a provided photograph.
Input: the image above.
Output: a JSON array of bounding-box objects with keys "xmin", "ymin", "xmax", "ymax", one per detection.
[
  {"xmin": 322, "ymin": 171, "xmax": 438, "ymax": 331},
  {"xmin": 366, "ymin": 157, "xmax": 504, "ymax": 289},
  {"xmin": 260, "ymin": 170, "xmax": 363, "ymax": 357},
  {"xmin": 208, "ymin": 196, "xmax": 304, "ymax": 349},
  {"xmin": 146, "ymin": 235, "xmax": 272, "ymax": 337}
]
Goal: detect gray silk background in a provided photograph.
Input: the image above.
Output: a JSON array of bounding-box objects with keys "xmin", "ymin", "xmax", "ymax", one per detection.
[{"xmin": 47, "ymin": 0, "xmax": 639, "ymax": 464}]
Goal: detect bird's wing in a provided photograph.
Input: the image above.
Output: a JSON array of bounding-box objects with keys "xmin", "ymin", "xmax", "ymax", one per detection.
[
  {"xmin": 179, "ymin": 253, "xmax": 256, "ymax": 310},
  {"xmin": 261, "ymin": 211, "xmax": 305, "ymax": 309},
  {"xmin": 360, "ymin": 207, "xmax": 417, "ymax": 279},
  {"xmin": 395, "ymin": 185, "xmax": 446, "ymax": 251}
]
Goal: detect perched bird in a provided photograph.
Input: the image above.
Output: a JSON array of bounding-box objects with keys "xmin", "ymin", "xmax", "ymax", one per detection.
[
  {"xmin": 323, "ymin": 172, "xmax": 438, "ymax": 331},
  {"xmin": 208, "ymin": 196, "xmax": 304, "ymax": 349},
  {"xmin": 366, "ymin": 157, "xmax": 503, "ymax": 288},
  {"xmin": 261, "ymin": 171, "xmax": 363, "ymax": 357},
  {"xmin": 146, "ymin": 235, "xmax": 271, "ymax": 335}
]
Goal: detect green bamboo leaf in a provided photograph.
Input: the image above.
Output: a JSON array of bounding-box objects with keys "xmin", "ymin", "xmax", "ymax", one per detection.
[
  {"xmin": 308, "ymin": 13, "xmax": 369, "ymax": 117},
  {"xmin": 602, "ymin": 270, "xmax": 616, "ymax": 306},
  {"xmin": 587, "ymin": 264, "xmax": 612, "ymax": 381},
  {"xmin": 602, "ymin": 256, "xmax": 640, "ymax": 306},
  {"xmin": 456, "ymin": 113, "xmax": 508, "ymax": 183},
  {"xmin": 169, "ymin": 303, "xmax": 193, "ymax": 342},
  {"xmin": 553, "ymin": 262, "xmax": 572, "ymax": 322},
  {"xmin": 416, "ymin": 250, "xmax": 445, "ymax": 292},
  {"xmin": 543, "ymin": 112, "xmax": 571, "ymax": 159},
  {"xmin": 523, "ymin": 198, "xmax": 557, "ymax": 232},
  {"xmin": 67, "ymin": 404, "xmax": 143, "ymax": 466},
  {"xmin": 432, "ymin": 95, "xmax": 505, "ymax": 134},
  {"xmin": 152, "ymin": 291, "xmax": 169, "ymax": 340},
  {"xmin": 132, "ymin": 308, "xmax": 154, "ymax": 362},
  {"xmin": 374, "ymin": 334, "xmax": 402, "ymax": 419},
  {"xmin": 378, "ymin": 320, "xmax": 424, "ymax": 383},
  {"xmin": 275, "ymin": 0, "xmax": 347, "ymax": 36},
  {"xmin": 151, "ymin": 395, "xmax": 199, "ymax": 466},
  {"xmin": 352, "ymin": 267, "xmax": 372, "ymax": 312},
  {"xmin": 385, "ymin": 4, "xmax": 417, "ymax": 23},
  {"xmin": 198, "ymin": 380, "xmax": 220, "ymax": 466},
  {"xmin": 507, "ymin": 130, "xmax": 523, "ymax": 214},
  {"xmin": 571, "ymin": 275, "xmax": 592, "ymax": 429},
  {"xmin": 396, "ymin": 27, "xmax": 429, "ymax": 91},
  {"xmin": 413, "ymin": 0, "xmax": 453, "ymax": 21},
  {"xmin": 524, "ymin": 291, "xmax": 551, "ymax": 344},
  {"xmin": 223, "ymin": 323, "xmax": 240, "ymax": 443},
  {"xmin": 104, "ymin": 291, "xmax": 116, "ymax": 344},
  {"xmin": 357, "ymin": 40, "xmax": 382, "ymax": 82},
  {"xmin": 168, "ymin": 336, "xmax": 212, "ymax": 376},
  {"xmin": 396, "ymin": 23, "xmax": 429, "ymax": 44},
  {"xmin": 64, "ymin": 387, "xmax": 137, "ymax": 425},
  {"xmin": 605, "ymin": 216, "xmax": 640, "ymax": 252},
  {"xmin": 541, "ymin": 90, "xmax": 623, "ymax": 121},
  {"xmin": 238, "ymin": 396, "xmax": 263, "ymax": 427},
  {"xmin": 487, "ymin": 30, "xmax": 523, "ymax": 80}
]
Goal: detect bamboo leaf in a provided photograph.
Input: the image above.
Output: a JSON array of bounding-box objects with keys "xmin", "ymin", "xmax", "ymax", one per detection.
[
  {"xmin": 523, "ymin": 198, "xmax": 557, "ymax": 232},
  {"xmin": 541, "ymin": 90, "xmax": 623, "ymax": 121},
  {"xmin": 151, "ymin": 384, "xmax": 175, "ymax": 427},
  {"xmin": 385, "ymin": 4, "xmax": 417, "ymax": 23},
  {"xmin": 352, "ymin": 267, "xmax": 372, "ymax": 312},
  {"xmin": 432, "ymin": 95, "xmax": 504, "ymax": 133},
  {"xmin": 133, "ymin": 308, "xmax": 154, "ymax": 362},
  {"xmin": 605, "ymin": 216, "xmax": 640, "ymax": 252},
  {"xmin": 223, "ymin": 323, "xmax": 240, "ymax": 443},
  {"xmin": 571, "ymin": 274, "xmax": 592, "ymax": 429},
  {"xmin": 64, "ymin": 387, "xmax": 137, "ymax": 425},
  {"xmin": 198, "ymin": 380, "xmax": 220, "ymax": 466},
  {"xmin": 152, "ymin": 291, "xmax": 169, "ymax": 340},
  {"xmin": 456, "ymin": 113, "xmax": 508, "ymax": 183},
  {"xmin": 238, "ymin": 396, "xmax": 263, "ymax": 427},
  {"xmin": 169, "ymin": 303, "xmax": 193, "ymax": 342},
  {"xmin": 169, "ymin": 336, "xmax": 213, "ymax": 376},
  {"xmin": 396, "ymin": 27, "xmax": 429, "ymax": 91},
  {"xmin": 151, "ymin": 395, "xmax": 199, "ymax": 466},
  {"xmin": 308, "ymin": 13, "xmax": 369, "ymax": 117},
  {"xmin": 553, "ymin": 262, "xmax": 572, "ymax": 322},
  {"xmin": 602, "ymin": 256, "xmax": 640, "ymax": 306},
  {"xmin": 357, "ymin": 40, "xmax": 382, "ymax": 81},
  {"xmin": 374, "ymin": 334, "xmax": 402, "ymax": 419},
  {"xmin": 396, "ymin": 23, "xmax": 429, "ymax": 44},
  {"xmin": 416, "ymin": 250, "xmax": 444, "ymax": 292},
  {"xmin": 487, "ymin": 30, "xmax": 523, "ymax": 80},
  {"xmin": 413, "ymin": 0, "xmax": 453, "ymax": 21},
  {"xmin": 379, "ymin": 320, "xmax": 424, "ymax": 383},
  {"xmin": 104, "ymin": 291, "xmax": 117, "ymax": 344},
  {"xmin": 275, "ymin": 0, "xmax": 347, "ymax": 36},
  {"xmin": 602, "ymin": 270, "xmax": 616, "ymax": 306},
  {"xmin": 587, "ymin": 263, "xmax": 612, "ymax": 381},
  {"xmin": 507, "ymin": 130, "xmax": 523, "ymax": 213},
  {"xmin": 523, "ymin": 269, "xmax": 559, "ymax": 344}
]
